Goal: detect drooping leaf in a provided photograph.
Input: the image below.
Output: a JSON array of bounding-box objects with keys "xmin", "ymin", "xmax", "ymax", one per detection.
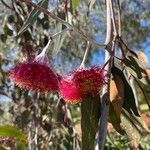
[
  {"xmin": 111, "ymin": 66, "xmax": 140, "ymax": 116},
  {"xmin": 72, "ymin": 0, "xmax": 80, "ymax": 10},
  {"xmin": 136, "ymin": 50, "xmax": 148, "ymax": 68},
  {"xmin": 109, "ymin": 103, "xmax": 125, "ymax": 134},
  {"xmin": 18, "ymin": 0, "xmax": 48, "ymax": 35},
  {"xmin": 109, "ymin": 74, "xmax": 125, "ymax": 134},
  {"xmin": 134, "ymin": 77, "xmax": 150, "ymax": 110},
  {"xmin": 0, "ymin": 125, "xmax": 27, "ymax": 143},
  {"xmin": 52, "ymin": 24, "xmax": 67, "ymax": 57},
  {"xmin": 121, "ymin": 109, "xmax": 149, "ymax": 149},
  {"xmin": 3, "ymin": 23, "xmax": 13, "ymax": 36},
  {"xmin": 81, "ymin": 95, "xmax": 100, "ymax": 150},
  {"xmin": 110, "ymin": 74, "xmax": 124, "ymax": 120},
  {"xmin": 124, "ymin": 55, "xmax": 146, "ymax": 79}
]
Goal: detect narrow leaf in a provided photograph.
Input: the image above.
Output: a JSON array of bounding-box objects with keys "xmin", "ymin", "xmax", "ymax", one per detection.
[
  {"xmin": 109, "ymin": 74, "xmax": 125, "ymax": 134},
  {"xmin": 52, "ymin": 24, "xmax": 67, "ymax": 57},
  {"xmin": 124, "ymin": 55, "xmax": 146, "ymax": 79},
  {"xmin": 81, "ymin": 95, "xmax": 100, "ymax": 150},
  {"xmin": 111, "ymin": 66, "xmax": 140, "ymax": 116},
  {"xmin": 18, "ymin": 0, "xmax": 48, "ymax": 35},
  {"xmin": 109, "ymin": 103, "xmax": 125, "ymax": 134},
  {"xmin": 121, "ymin": 109, "xmax": 149, "ymax": 149}
]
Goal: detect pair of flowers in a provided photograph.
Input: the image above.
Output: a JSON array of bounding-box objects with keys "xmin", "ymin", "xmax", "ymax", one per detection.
[{"xmin": 10, "ymin": 55, "xmax": 105, "ymax": 104}]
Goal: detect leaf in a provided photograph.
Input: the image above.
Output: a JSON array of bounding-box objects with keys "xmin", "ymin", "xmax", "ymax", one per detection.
[
  {"xmin": 109, "ymin": 103, "xmax": 125, "ymax": 134},
  {"xmin": 121, "ymin": 109, "xmax": 149, "ymax": 149},
  {"xmin": 110, "ymin": 74, "xmax": 124, "ymax": 119},
  {"xmin": 81, "ymin": 95, "xmax": 100, "ymax": 150},
  {"xmin": 136, "ymin": 50, "xmax": 148, "ymax": 68},
  {"xmin": 52, "ymin": 24, "xmax": 67, "ymax": 57},
  {"xmin": 18, "ymin": 0, "xmax": 48, "ymax": 35},
  {"xmin": 72, "ymin": 0, "xmax": 80, "ymax": 10},
  {"xmin": 111, "ymin": 66, "xmax": 140, "ymax": 116},
  {"xmin": 3, "ymin": 23, "xmax": 13, "ymax": 36},
  {"xmin": 0, "ymin": 125, "xmax": 27, "ymax": 143},
  {"xmin": 124, "ymin": 55, "xmax": 146, "ymax": 79},
  {"xmin": 109, "ymin": 74, "xmax": 125, "ymax": 134}
]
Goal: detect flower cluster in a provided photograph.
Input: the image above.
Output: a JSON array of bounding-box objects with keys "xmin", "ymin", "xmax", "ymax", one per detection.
[
  {"xmin": 10, "ymin": 50, "xmax": 105, "ymax": 103},
  {"xmin": 10, "ymin": 63, "xmax": 59, "ymax": 93},
  {"xmin": 59, "ymin": 67, "xmax": 106, "ymax": 104},
  {"xmin": 10, "ymin": 47, "xmax": 59, "ymax": 93}
]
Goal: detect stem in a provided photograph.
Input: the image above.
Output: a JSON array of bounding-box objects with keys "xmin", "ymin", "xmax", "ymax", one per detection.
[
  {"xmin": 80, "ymin": 41, "xmax": 91, "ymax": 67},
  {"xmin": 21, "ymin": 0, "xmax": 105, "ymax": 49},
  {"xmin": 98, "ymin": 0, "xmax": 112, "ymax": 150}
]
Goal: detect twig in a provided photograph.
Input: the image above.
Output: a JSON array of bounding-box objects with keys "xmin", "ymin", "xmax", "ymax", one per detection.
[
  {"xmin": 20, "ymin": 0, "xmax": 105, "ymax": 49},
  {"xmin": 80, "ymin": 41, "xmax": 91, "ymax": 67}
]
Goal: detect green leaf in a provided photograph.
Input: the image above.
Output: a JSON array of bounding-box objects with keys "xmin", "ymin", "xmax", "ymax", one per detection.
[
  {"xmin": 72, "ymin": 0, "xmax": 80, "ymax": 10},
  {"xmin": 124, "ymin": 55, "xmax": 146, "ymax": 79},
  {"xmin": 18, "ymin": 0, "xmax": 48, "ymax": 35},
  {"xmin": 52, "ymin": 24, "xmax": 67, "ymax": 57},
  {"xmin": 121, "ymin": 109, "xmax": 148, "ymax": 148},
  {"xmin": 109, "ymin": 103, "xmax": 125, "ymax": 135},
  {"xmin": 81, "ymin": 95, "xmax": 100, "ymax": 150},
  {"xmin": 3, "ymin": 23, "xmax": 13, "ymax": 36},
  {"xmin": 111, "ymin": 66, "xmax": 140, "ymax": 116},
  {"xmin": 0, "ymin": 125, "xmax": 27, "ymax": 143}
]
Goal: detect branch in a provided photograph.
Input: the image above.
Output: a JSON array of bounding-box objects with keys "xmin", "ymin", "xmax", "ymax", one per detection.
[
  {"xmin": 20, "ymin": 0, "xmax": 105, "ymax": 49},
  {"xmin": 97, "ymin": 0, "xmax": 112, "ymax": 149}
]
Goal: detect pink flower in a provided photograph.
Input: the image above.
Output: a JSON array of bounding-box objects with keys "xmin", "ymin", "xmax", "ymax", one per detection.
[
  {"xmin": 10, "ymin": 63, "xmax": 59, "ymax": 93},
  {"xmin": 59, "ymin": 76, "xmax": 84, "ymax": 104},
  {"xmin": 59, "ymin": 67, "xmax": 105, "ymax": 104},
  {"xmin": 73, "ymin": 67, "xmax": 105, "ymax": 96}
]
